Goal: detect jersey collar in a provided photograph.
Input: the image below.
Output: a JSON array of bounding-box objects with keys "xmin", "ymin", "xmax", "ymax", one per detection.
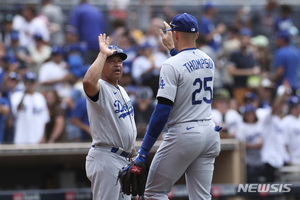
[{"xmin": 179, "ymin": 47, "xmax": 197, "ymax": 53}]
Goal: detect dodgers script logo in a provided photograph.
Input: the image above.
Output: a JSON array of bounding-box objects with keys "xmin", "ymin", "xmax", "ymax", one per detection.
[{"xmin": 114, "ymin": 100, "xmax": 134, "ymax": 118}]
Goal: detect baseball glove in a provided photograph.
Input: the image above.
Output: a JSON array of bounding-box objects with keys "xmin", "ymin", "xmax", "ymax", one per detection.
[{"xmin": 118, "ymin": 160, "xmax": 147, "ymax": 196}]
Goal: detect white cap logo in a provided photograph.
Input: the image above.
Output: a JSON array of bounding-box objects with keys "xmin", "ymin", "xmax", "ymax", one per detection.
[{"xmin": 191, "ymin": 28, "xmax": 195, "ymax": 32}]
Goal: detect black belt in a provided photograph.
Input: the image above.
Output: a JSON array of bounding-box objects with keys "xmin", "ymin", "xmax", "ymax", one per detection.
[
  {"xmin": 111, "ymin": 147, "xmax": 132, "ymax": 158},
  {"xmin": 189, "ymin": 119, "xmax": 211, "ymax": 122},
  {"xmin": 92, "ymin": 145, "xmax": 132, "ymax": 159}
]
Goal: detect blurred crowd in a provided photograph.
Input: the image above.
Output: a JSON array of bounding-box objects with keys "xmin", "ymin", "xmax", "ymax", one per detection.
[{"xmin": 0, "ymin": 0, "xmax": 300, "ymax": 183}]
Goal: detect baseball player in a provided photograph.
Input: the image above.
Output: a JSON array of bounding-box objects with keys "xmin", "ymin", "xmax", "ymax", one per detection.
[
  {"xmin": 132, "ymin": 13, "xmax": 221, "ymax": 200},
  {"xmin": 82, "ymin": 34, "xmax": 137, "ymax": 200}
]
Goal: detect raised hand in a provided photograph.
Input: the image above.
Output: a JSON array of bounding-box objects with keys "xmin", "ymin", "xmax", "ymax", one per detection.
[
  {"xmin": 159, "ymin": 21, "xmax": 175, "ymax": 51},
  {"xmin": 98, "ymin": 33, "xmax": 114, "ymax": 57}
]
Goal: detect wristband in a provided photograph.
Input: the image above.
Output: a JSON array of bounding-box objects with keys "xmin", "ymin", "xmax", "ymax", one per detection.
[{"xmin": 170, "ymin": 48, "xmax": 178, "ymax": 56}]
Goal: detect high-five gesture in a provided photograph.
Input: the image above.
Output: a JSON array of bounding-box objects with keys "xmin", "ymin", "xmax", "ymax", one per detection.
[
  {"xmin": 159, "ymin": 21, "xmax": 175, "ymax": 51},
  {"xmin": 98, "ymin": 33, "xmax": 114, "ymax": 57}
]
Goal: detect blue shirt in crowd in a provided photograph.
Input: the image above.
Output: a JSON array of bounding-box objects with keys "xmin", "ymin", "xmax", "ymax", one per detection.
[
  {"xmin": 70, "ymin": 2, "xmax": 106, "ymax": 51},
  {"xmin": 274, "ymin": 45, "xmax": 299, "ymax": 89},
  {"xmin": 199, "ymin": 16, "xmax": 219, "ymax": 52},
  {"xmin": 71, "ymin": 97, "xmax": 89, "ymax": 141}
]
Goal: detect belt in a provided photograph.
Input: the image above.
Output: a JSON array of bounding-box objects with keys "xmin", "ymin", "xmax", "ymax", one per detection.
[
  {"xmin": 92, "ymin": 145, "xmax": 132, "ymax": 159},
  {"xmin": 189, "ymin": 119, "xmax": 211, "ymax": 122}
]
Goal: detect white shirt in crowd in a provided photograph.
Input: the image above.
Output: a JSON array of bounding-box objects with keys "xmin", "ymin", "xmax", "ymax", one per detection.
[{"xmin": 11, "ymin": 91, "xmax": 49, "ymax": 144}]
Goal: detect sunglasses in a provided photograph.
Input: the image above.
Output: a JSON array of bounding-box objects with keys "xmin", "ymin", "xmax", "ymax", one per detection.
[
  {"xmin": 169, "ymin": 21, "xmax": 179, "ymax": 29},
  {"xmin": 108, "ymin": 45, "xmax": 124, "ymax": 53}
]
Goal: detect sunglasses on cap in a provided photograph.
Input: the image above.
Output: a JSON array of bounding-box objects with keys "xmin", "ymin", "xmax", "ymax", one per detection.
[{"xmin": 169, "ymin": 21, "xmax": 179, "ymax": 29}]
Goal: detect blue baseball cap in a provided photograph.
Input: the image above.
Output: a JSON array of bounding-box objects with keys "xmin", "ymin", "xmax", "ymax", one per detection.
[
  {"xmin": 51, "ymin": 45, "xmax": 64, "ymax": 55},
  {"xmin": 203, "ymin": 2, "xmax": 215, "ymax": 11},
  {"xmin": 287, "ymin": 96, "xmax": 300, "ymax": 107},
  {"xmin": 10, "ymin": 31, "xmax": 19, "ymax": 40},
  {"xmin": 244, "ymin": 92, "xmax": 257, "ymax": 102},
  {"xmin": 24, "ymin": 71, "xmax": 37, "ymax": 82},
  {"xmin": 34, "ymin": 33, "xmax": 43, "ymax": 40},
  {"xmin": 108, "ymin": 45, "xmax": 127, "ymax": 61},
  {"xmin": 165, "ymin": 13, "xmax": 199, "ymax": 33},
  {"xmin": 8, "ymin": 72, "xmax": 20, "ymax": 80},
  {"xmin": 276, "ymin": 31, "xmax": 291, "ymax": 43},
  {"xmin": 244, "ymin": 104, "xmax": 256, "ymax": 113}
]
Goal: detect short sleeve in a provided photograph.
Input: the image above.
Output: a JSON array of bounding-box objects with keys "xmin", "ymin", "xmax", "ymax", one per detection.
[{"xmin": 156, "ymin": 64, "xmax": 178, "ymax": 102}]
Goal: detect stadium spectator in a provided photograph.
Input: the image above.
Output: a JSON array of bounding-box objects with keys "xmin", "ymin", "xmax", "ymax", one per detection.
[
  {"xmin": 250, "ymin": 0, "xmax": 278, "ymax": 38},
  {"xmin": 130, "ymin": 0, "xmax": 152, "ymax": 34},
  {"xmin": 236, "ymin": 104, "xmax": 265, "ymax": 183},
  {"xmin": 2, "ymin": 72, "xmax": 21, "ymax": 143},
  {"xmin": 140, "ymin": 17, "xmax": 165, "ymax": 53},
  {"xmin": 274, "ymin": 4, "xmax": 298, "ymax": 36},
  {"xmin": 272, "ymin": 31, "xmax": 299, "ymax": 95},
  {"xmin": 218, "ymin": 26, "xmax": 241, "ymax": 95},
  {"xmin": 233, "ymin": 5, "xmax": 251, "ymax": 30},
  {"xmin": 211, "ymin": 88, "xmax": 242, "ymax": 137},
  {"xmin": 133, "ymin": 86, "xmax": 155, "ymax": 139},
  {"xmin": 0, "ymin": 56, "xmax": 20, "ymax": 94},
  {"xmin": 0, "ymin": 41, "xmax": 5, "ymax": 59},
  {"xmin": 0, "ymin": 91, "xmax": 10, "ymax": 144},
  {"xmin": 63, "ymin": 83, "xmax": 84, "ymax": 142},
  {"xmin": 132, "ymin": 42, "xmax": 165, "ymax": 96},
  {"xmin": 218, "ymin": 26, "xmax": 241, "ymax": 60},
  {"xmin": 38, "ymin": 45, "xmax": 75, "ymax": 98},
  {"xmin": 118, "ymin": 70, "xmax": 138, "ymax": 105},
  {"xmin": 242, "ymin": 92, "xmax": 260, "ymax": 110},
  {"xmin": 11, "ymin": 71, "xmax": 49, "ymax": 144},
  {"xmin": 227, "ymin": 28, "xmax": 260, "ymax": 106},
  {"xmin": 106, "ymin": 0, "xmax": 130, "ymax": 22},
  {"xmin": 5, "ymin": 31, "xmax": 31, "ymax": 68},
  {"xmin": 70, "ymin": 0, "xmax": 106, "ymax": 64},
  {"xmin": 116, "ymin": 30, "xmax": 138, "ymax": 76},
  {"xmin": 1, "ymin": 13, "xmax": 14, "ymax": 47},
  {"xmin": 282, "ymin": 96, "xmax": 300, "ymax": 166},
  {"xmin": 40, "ymin": 0, "xmax": 65, "ymax": 46},
  {"xmin": 27, "ymin": 33, "xmax": 51, "ymax": 75},
  {"xmin": 250, "ymin": 35, "xmax": 272, "ymax": 74},
  {"xmin": 2, "ymin": 71, "xmax": 21, "ymax": 99},
  {"xmin": 259, "ymin": 84, "xmax": 290, "ymax": 183},
  {"xmin": 13, "ymin": 3, "xmax": 50, "ymax": 47},
  {"xmin": 70, "ymin": 96, "xmax": 91, "ymax": 142},
  {"xmin": 199, "ymin": 2, "xmax": 226, "ymax": 52},
  {"xmin": 64, "ymin": 25, "xmax": 87, "ymax": 57},
  {"xmin": 42, "ymin": 89, "xmax": 67, "ymax": 143},
  {"xmin": 256, "ymin": 79, "xmax": 274, "ymax": 109}
]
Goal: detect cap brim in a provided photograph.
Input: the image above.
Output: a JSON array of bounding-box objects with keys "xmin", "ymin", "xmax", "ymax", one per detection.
[
  {"xmin": 164, "ymin": 28, "xmax": 174, "ymax": 32},
  {"xmin": 110, "ymin": 52, "xmax": 127, "ymax": 61}
]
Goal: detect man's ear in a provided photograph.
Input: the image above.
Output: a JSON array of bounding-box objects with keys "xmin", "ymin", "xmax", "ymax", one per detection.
[{"xmin": 174, "ymin": 31, "xmax": 179, "ymax": 41}]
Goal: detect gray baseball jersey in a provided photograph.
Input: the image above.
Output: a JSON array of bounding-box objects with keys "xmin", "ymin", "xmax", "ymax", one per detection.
[
  {"xmin": 157, "ymin": 48, "xmax": 214, "ymax": 124},
  {"xmin": 85, "ymin": 79, "xmax": 136, "ymax": 200},
  {"xmin": 86, "ymin": 79, "xmax": 137, "ymax": 151}
]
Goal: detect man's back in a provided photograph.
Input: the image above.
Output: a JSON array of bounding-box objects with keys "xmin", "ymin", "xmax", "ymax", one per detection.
[
  {"xmin": 70, "ymin": 3, "xmax": 106, "ymax": 51},
  {"xmin": 157, "ymin": 48, "xmax": 214, "ymax": 126}
]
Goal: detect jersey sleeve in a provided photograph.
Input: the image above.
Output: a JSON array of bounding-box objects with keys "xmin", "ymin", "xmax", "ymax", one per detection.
[{"xmin": 156, "ymin": 64, "xmax": 178, "ymax": 102}]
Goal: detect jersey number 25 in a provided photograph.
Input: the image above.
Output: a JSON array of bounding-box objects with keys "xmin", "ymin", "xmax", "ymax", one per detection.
[{"xmin": 192, "ymin": 76, "xmax": 213, "ymax": 105}]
